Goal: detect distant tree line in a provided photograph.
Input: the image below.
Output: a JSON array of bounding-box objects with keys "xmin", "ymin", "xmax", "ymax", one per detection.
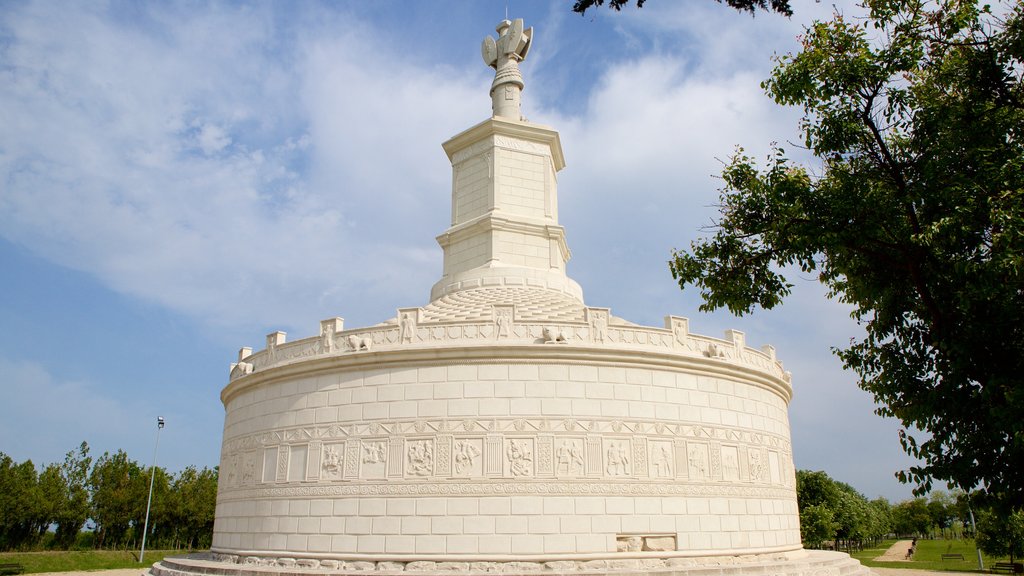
[
  {"xmin": 0, "ymin": 443, "xmax": 217, "ymax": 552},
  {"xmin": 797, "ymin": 469, "xmax": 1023, "ymax": 560}
]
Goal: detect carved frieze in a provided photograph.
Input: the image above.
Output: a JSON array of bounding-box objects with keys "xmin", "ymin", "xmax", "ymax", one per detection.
[{"xmin": 223, "ymin": 417, "xmax": 791, "ymax": 466}]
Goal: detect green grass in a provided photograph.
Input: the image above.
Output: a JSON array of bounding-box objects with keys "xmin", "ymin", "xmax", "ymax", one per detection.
[
  {"xmin": 0, "ymin": 550, "xmax": 183, "ymax": 574},
  {"xmin": 851, "ymin": 538, "xmax": 1012, "ymax": 572}
]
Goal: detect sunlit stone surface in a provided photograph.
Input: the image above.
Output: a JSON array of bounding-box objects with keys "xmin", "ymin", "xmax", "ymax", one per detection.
[{"xmin": 152, "ymin": 17, "xmax": 874, "ymax": 576}]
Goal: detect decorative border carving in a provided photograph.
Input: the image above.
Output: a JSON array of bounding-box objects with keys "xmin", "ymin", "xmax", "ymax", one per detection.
[
  {"xmin": 223, "ymin": 417, "xmax": 792, "ymax": 455},
  {"xmin": 216, "ymin": 479, "xmax": 796, "ymax": 502}
]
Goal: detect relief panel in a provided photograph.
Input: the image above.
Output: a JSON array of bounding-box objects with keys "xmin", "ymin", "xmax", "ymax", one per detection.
[
  {"xmin": 321, "ymin": 444, "xmax": 343, "ymax": 480},
  {"xmin": 603, "ymin": 439, "xmax": 631, "ymax": 477},
  {"xmin": 452, "ymin": 438, "xmax": 483, "ymax": 477},
  {"xmin": 405, "ymin": 439, "xmax": 435, "ymax": 477},
  {"xmin": 262, "ymin": 447, "xmax": 278, "ymax": 484},
  {"xmin": 687, "ymin": 442, "xmax": 710, "ymax": 481},
  {"xmin": 721, "ymin": 445, "xmax": 740, "ymax": 482},
  {"xmin": 553, "ymin": 438, "xmax": 585, "ymax": 478},
  {"xmin": 361, "ymin": 439, "xmax": 387, "ymax": 479},
  {"xmin": 504, "ymin": 438, "xmax": 535, "ymax": 478},
  {"xmin": 287, "ymin": 444, "xmax": 307, "ymax": 482},
  {"xmin": 769, "ymin": 450, "xmax": 781, "ymax": 485},
  {"xmin": 648, "ymin": 440, "xmax": 674, "ymax": 479}
]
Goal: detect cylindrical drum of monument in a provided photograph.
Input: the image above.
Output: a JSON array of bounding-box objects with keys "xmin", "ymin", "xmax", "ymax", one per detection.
[{"xmin": 211, "ymin": 308, "xmax": 800, "ymax": 564}]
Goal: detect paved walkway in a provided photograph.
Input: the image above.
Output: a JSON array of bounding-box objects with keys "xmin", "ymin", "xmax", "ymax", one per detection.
[{"xmin": 876, "ymin": 539, "xmax": 915, "ymax": 562}]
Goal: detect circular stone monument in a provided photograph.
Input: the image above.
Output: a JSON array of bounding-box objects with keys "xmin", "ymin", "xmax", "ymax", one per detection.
[{"xmin": 152, "ymin": 17, "xmax": 874, "ymax": 576}]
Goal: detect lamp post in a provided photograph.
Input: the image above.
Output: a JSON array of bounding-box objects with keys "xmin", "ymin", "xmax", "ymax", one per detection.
[
  {"xmin": 140, "ymin": 416, "xmax": 164, "ymax": 564},
  {"xmin": 968, "ymin": 499, "xmax": 984, "ymax": 571}
]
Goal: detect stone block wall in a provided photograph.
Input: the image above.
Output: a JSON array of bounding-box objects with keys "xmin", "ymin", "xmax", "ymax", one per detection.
[{"xmin": 214, "ymin": 358, "xmax": 800, "ymax": 559}]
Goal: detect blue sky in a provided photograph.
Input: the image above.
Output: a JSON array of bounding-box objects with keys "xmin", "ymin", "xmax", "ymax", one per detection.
[{"xmin": 1, "ymin": 0, "xmax": 921, "ymax": 501}]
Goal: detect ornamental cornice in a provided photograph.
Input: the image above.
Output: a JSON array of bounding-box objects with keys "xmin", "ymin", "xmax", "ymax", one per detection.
[
  {"xmin": 442, "ymin": 117, "xmax": 565, "ymax": 171},
  {"xmin": 435, "ymin": 213, "xmax": 569, "ymax": 258}
]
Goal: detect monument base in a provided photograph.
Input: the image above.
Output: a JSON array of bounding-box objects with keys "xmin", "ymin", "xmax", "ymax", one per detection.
[{"xmin": 150, "ymin": 549, "xmax": 874, "ymax": 576}]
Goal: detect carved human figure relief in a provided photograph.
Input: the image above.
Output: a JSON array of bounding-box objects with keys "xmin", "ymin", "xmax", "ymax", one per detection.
[
  {"xmin": 748, "ymin": 449, "xmax": 766, "ymax": 482},
  {"xmin": 555, "ymin": 440, "xmax": 584, "ymax": 476},
  {"xmin": 494, "ymin": 307, "xmax": 513, "ymax": 339},
  {"xmin": 651, "ymin": 442, "xmax": 673, "ymax": 478},
  {"xmin": 506, "ymin": 439, "xmax": 533, "ymax": 477},
  {"xmin": 225, "ymin": 454, "xmax": 239, "ymax": 487},
  {"xmin": 362, "ymin": 442, "xmax": 386, "ymax": 464},
  {"xmin": 453, "ymin": 440, "xmax": 481, "ymax": 476},
  {"xmin": 266, "ymin": 332, "xmax": 283, "ymax": 363},
  {"xmin": 320, "ymin": 325, "xmax": 335, "ymax": 354},
  {"xmin": 605, "ymin": 441, "xmax": 630, "ymax": 476},
  {"xmin": 671, "ymin": 316, "xmax": 697, "ymax": 351},
  {"xmin": 399, "ymin": 313, "xmax": 416, "ymax": 343},
  {"xmin": 239, "ymin": 453, "xmax": 255, "ymax": 486},
  {"xmin": 588, "ymin": 310, "xmax": 608, "ymax": 343},
  {"xmin": 688, "ymin": 444, "xmax": 710, "ymax": 480},
  {"xmin": 406, "ymin": 440, "xmax": 434, "ymax": 476}
]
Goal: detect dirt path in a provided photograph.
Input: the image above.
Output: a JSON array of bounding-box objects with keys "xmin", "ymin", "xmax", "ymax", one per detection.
[{"xmin": 876, "ymin": 539, "xmax": 916, "ymax": 562}]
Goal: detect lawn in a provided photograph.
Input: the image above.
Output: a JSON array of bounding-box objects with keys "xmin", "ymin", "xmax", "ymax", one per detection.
[
  {"xmin": 851, "ymin": 538, "xmax": 1011, "ymax": 572},
  {"xmin": 0, "ymin": 550, "xmax": 181, "ymax": 574}
]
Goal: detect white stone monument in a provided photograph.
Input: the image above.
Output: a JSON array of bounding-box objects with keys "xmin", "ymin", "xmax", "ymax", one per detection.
[{"xmin": 152, "ymin": 17, "xmax": 874, "ymax": 576}]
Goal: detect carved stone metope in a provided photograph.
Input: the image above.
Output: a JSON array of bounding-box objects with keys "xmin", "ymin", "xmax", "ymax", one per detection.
[
  {"xmin": 217, "ymin": 417, "xmax": 795, "ymax": 496},
  {"xmin": 230, "ymin": 309, "xmax": 790, "ymax": 385}
]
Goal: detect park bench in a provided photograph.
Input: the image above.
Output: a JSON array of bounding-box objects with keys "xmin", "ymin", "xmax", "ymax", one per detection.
[
  {"xmin": 942, "ymin": 554, "xmax": 966, "ymax": 561},
  {"xmin": 0, "ymin": 563, "xmax": 25, "ymax": 575},
  {"xmin": 991, "ymin": 562, "xmax": 1023, "ymax": 574}
]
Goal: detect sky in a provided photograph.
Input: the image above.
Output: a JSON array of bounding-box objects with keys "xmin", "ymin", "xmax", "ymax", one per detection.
[{"xmin": 0, "ymin": 0, "xmax": 922, "ymax": 502}]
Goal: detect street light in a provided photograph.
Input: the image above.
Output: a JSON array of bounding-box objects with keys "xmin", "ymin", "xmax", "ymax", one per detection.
[{"xmin": 140, "ymin": 416, "xmax": 164, "ymax": 564}]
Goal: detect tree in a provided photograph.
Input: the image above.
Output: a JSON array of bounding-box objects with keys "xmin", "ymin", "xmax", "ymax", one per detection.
[
  {"xmin": 977, "ymin": 508, "xmax": 1024, "ymax": 563},
  {"xmin": 892, "ymin": 498, "xmax": 933, "ymax": 537},
  {"xmin": 669, "ymin": 0, "xmax": 1024, "ymax": 509},
  {"xmin": 167, "ymin": 466, "xmax": 218, "ymax": 550},
  {"xmin": 795, "ymin": 470, "xmax": 889, "ymax": 551},
  {"xmin": 572, "ymin": 0, "xmax": 792, "ymax": 18},
  {"xmin": 801, "ymin": 504, "xmax": 839, "ymax": 549},
  {"xmin": 928, "ymin": 491, "xmax": 955, "ymax": 538},
  {"xmin": 89, "ymin": 450, "xmax": 146, "ymax": 548},
  {"xmin": 53, "ymin": 442, "xmax": 92, "ymax": 549}
]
